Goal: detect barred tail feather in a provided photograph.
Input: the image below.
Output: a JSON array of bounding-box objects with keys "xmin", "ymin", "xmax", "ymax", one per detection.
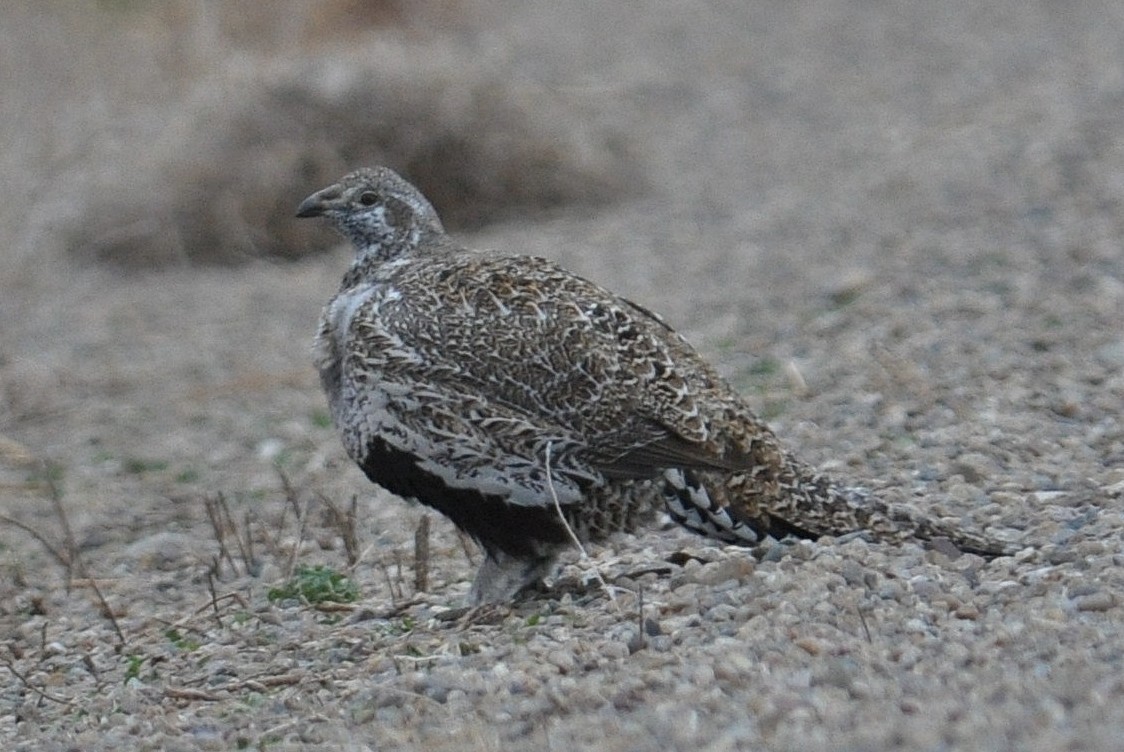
[
  {"xmin": 662, "ymin": 468, "xmax": 763, "ymax": 546},
  {"xmin": 663, "ymin": 453, "xmax": 1015, "ymax": 557}
]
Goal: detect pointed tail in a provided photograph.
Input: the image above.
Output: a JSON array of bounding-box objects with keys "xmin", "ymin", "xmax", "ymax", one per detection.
[{"xmin": 663, "ymin": 451, "xmax": 1016, "ymax": 557}]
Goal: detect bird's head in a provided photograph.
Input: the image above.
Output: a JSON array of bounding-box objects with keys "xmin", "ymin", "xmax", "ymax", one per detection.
[{"xmin": 296, "ymin": 167, "xmax": 444, "ymax": 260}]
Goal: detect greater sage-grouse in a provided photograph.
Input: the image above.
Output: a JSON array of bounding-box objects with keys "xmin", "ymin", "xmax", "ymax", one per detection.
[{"xmin": 297, "ymin": 167, "xmax": 1011, "ymax": 604}]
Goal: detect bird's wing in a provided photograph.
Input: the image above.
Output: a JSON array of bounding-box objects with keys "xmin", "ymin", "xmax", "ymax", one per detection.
[
  {"xmin": 327, "ymin": 252, "xmax": 751, "ymax": 506},
  {"xmin": 456, "ymin": 255, "xmax": 752, "ymax": 457}
]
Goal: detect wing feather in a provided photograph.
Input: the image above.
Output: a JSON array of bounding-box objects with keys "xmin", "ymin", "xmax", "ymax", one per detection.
[{"xmin": 323, "ymin": 251, "xmax": 748, "ymax": 507}]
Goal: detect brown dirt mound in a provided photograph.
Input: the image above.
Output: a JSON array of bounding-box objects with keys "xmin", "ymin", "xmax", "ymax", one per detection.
[{"xmin": 66, "ymin": 54, "xmax": 642, "ymax": 268}]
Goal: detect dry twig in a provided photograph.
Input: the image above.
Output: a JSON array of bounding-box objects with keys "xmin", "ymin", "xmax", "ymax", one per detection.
[
  {"xmin": 3, "ymin": 461, "xmax": 128, "ymax": 645},
  {"xmin": 0, "ymin": 513, "xmax": 69, "ymax": 569},
  {"xmin": 0, "ymin": 653, "xmax": 74, "ymax": 707},
  {"xmin": 380, "ymin": 560, "xmax": 403, "ymax": 604},
  {"xmin": 544, "ymin": 442, "xmax": 617, "ymax": 606},
  {"xmin": 414, "ymin": 514, "xmax": 430, "ymax": 594},
  {"xmin": 320, "ymin": 492, "xmax": 361, "ymax": 567}
]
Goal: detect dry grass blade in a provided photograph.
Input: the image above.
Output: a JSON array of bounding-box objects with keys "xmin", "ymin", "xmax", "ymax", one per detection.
[
  {"xmin": 271, "ymin": 466, "xmax": 312, "ymax": 578},
  {"xmin": 207, "ymin": 569, "xmax": 223, "ymax": 627},
  {"xmin": 344, "ymin": 494, "xmax": 360, "ymax": 565},
  {"xmin": 42, "ymin": 463, "xmax": 77, "ymax": 558},
  {"xmin": 415, "ymin": 514, "xmax": 430, "ymax": 594},
  {"xmin": 242, "ymin": 510, "xmax": 258, "ymax": 574},
  {"xmin": 203, "ymin": 492, "xmax": 260, "ymax": 577},
  {"xmin": 320, "ymin": 492, "xmax": 360, "ymax": 567},
  {"xmin": 165, "ymin": 591, "xmax": 249, "ymax": 633},
  {"xmin": 276, "ymin": 466, "xmax": 302, "ymax": 518},
  {"xmin": 857, "ymin": 603, "xmax": 873, "ymax": 644},
  {"xmin": 164, "ymin": 687, "xmax": 222, "ymax": 702},
  {"xmin": 5, "ymin": 460, "xmax": 129, "ymax": 646},
  {"xmin": 282, "ymin": 493, "xmax": 310, "ymax": 580},
  {"xmin": 224, "ymin": 673, "xmax": 303, "ymax": 692},
  {"xmin": 203, "ymin": 496, "xmax": 230, "ymax": 574},
  {"xmin": 84, "ymin": 577, "xmax": 127, "ymax": 647},
  {"xmin": 1, "ymin": 652, "xmax": 74, "ymax": 706},
  {"xmin": 544, "ymin": 442, "xmax": 617, "ymax": 606},
  {"xmin": 380, "ymin": 560, "xmax": 403, "ymax": 604},
  {"xmin": 0, "ymin": 513, "xmax": 70, "ymax": 570},
  {"xmin": 203, "ymin": 493, "xmax": 237, "ymax": 575}
]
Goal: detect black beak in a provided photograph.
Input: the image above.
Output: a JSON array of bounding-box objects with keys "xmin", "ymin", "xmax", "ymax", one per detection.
[
  {"xmin": 295, "ymin": 185, "xmax": 341, "ymax": 218},
  {"xmin": 295, "ymin": 196, "xmax": 323, "ymax": 218}
]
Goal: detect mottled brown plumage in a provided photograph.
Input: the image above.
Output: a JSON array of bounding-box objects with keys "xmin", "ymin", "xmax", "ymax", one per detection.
[{"xmin": 297, "ymin": 166, "xmax": 1012, "ymax": 604}]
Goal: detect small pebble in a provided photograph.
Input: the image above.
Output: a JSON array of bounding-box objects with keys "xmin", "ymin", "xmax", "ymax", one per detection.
[
  {"xmin": 794, "ymin": 637, "xmax": 825, "ymax": 656},
  {"xmin": 600, "ymin": 640, "xmax": 630, "ymax": 660},
  {"xmin": 546, "ymin": 650, "xmax": 576, "ymax": 674},
  {"xmin": 954, "ymin": 603, "xmax": 981, "ymax": 620},
  {"xmin": 840, "ymin": 559, "xmax": 867, "ymax": 587},
  {"xmin": 1047, "ymin": 548, "xmax": 1079, "ymax": 565},
  {"xmin": 1072, "ymin": 592, "xmax": 1115, "ymax": 612}
]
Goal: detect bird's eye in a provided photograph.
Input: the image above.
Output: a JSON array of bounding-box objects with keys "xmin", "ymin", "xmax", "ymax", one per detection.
[{"xmin": 358, "ymin": 191, "xmax": 379, "ymax": 207}]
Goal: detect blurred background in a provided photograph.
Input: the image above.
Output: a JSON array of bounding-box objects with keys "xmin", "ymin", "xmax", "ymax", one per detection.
[
  {"xmin": 6, "ymin": 0, "xmax": 1120, "ymax": 274},
  {"xmin": 1, "ymin": 0, "xmax": 649, "ymax": 271}
]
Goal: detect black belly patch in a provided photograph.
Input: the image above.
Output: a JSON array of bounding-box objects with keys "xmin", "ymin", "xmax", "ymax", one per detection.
[{"xmin": 359, "ymin": 437, "xmax": 572, "ymax": 558}]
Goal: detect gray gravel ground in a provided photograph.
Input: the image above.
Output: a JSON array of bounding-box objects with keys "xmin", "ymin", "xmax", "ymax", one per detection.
[{"xmin": 2, "ymin": 1, "xmax": 1123, "ymax": 750}]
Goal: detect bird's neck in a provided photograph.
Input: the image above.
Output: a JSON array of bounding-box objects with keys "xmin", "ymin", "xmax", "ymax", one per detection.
[
  {"xmin": 339, "ymin": 240, "xmax": 412, "ymax": 289},
  {"xmin": 338, "ymin": 225, "xmax": 454, "ymax": 290}
]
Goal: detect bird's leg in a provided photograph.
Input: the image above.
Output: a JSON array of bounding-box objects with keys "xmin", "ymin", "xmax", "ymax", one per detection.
[{"xmin": 468, "ymin": 548, "xmax": 560, "ymax": 606}]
